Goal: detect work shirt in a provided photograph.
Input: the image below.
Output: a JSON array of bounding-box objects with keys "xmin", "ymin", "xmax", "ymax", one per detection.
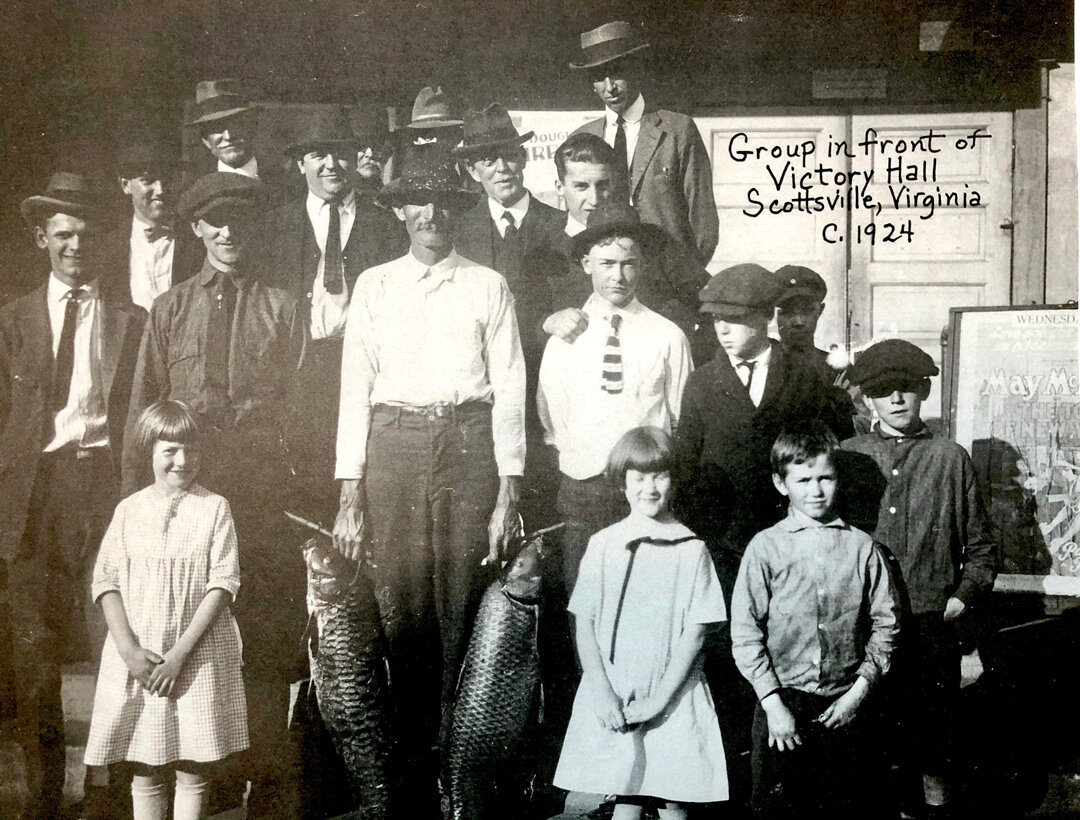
[
  {"xmin": 44, "ymin": 274, "xmax": 108, "ymax": 452},
  {"xmin": 219, "ymin": 157, "xmax": 258, "ymax": 178},
  {"xmin": 538, "ymin": 294, "xmax": 692, "ymax": 480},
  {"xmin": 305, "ymin": 190, "xmax": 356, "ymax": 340},
  {"xmin": 604, "ymin": 93, "xmax": 645, "ymax": 178},
  {"xmin": 122, "ymin": 259, "xmax": 306, "ymax": 493},
  {"xmin": 731, "ymin": 508, "xmax": 900, "ymax": 701},
  {"xmin": 335, "ymin": 249, "xmax": 526, "ymax": 479},
  {"xmin": 128, "ymin": 216, "xmax": 177, "ymax": 312},
  {"xmin": 840, "ymin": 426, "xmax": 998, "ymax": 614},
  {"xmin": 486, "ymin": 192, "xmax": 530, "ymax": 238}
]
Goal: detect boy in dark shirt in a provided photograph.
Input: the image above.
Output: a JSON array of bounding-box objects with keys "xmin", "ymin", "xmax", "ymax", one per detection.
[
  {"xmin": 840, "ymin": 339, "xmax": 998, "ymax": 819},
  {"xmin": 732, "ymin": 423, "xmax": 899, "ymax": 819}
]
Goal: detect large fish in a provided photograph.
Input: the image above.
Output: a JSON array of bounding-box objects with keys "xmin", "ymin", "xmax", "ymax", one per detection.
[
  {"xmin": 444, "ymin": 529, "xmax": 550, "ymax": 820},
  {"xmin": 302, "ymin": 536, "xmax": 395, "ymax": 819}
]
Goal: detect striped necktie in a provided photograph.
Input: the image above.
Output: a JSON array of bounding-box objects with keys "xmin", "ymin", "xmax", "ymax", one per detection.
[{"xmin": 601, "ymin": 313, "xmax": 623, "ymax": 394}]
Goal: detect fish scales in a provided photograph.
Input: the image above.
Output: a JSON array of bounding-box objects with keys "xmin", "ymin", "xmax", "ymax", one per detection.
[
  {"xmin": 445, "ymin": 536, "xmax": 544, "ymax": 820},
  {"xmin": 303, "ymin": 537, "xmax": 396, "ymax": 819}
]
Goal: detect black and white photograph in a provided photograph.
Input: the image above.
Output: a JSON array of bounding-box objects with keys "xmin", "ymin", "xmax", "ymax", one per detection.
[{"xmin": 0, "ymin": 2, "xmax": 1076, "ymax": 818}]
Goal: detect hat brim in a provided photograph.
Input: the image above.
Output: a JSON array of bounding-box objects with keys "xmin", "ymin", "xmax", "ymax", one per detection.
[
  {"xmin": 856, "ymin": 371, "xmax": 936, "ymax": 394},
  {"xmin": 20, "ymin": 196, "xmax": 101, "ymax": 226},
  {"xmin": 569, "ymin": 41, "xmax": 650, "ymax": 70},
  {"xmin": 284, "ymin": 138, "xmax": 363, "ymax": 159},
  {"xmin": 185, "ymin": 105, "xmax": 258, "ymax": 128},
  {"xmin": 184, "ymin": 195, "xmax": 261, "ymax": 222},
  {"xmin": 405, "ymin": 117, "xmax": 464, "ymax": 129},
  {"xmin": 698, "ymin": 302, "xmax": 771, "ymax": 319},
  {"xmin": 777, "ymin": 287, "xmax": 825, "ymax": 304},
  {"xmin": 571, "ymin": 220, "xmax": 665, "ymax": 259},
  {"xmin": 375, "ymin": 183, "xmax": 478, "ymax": 212},
  {"xmin": 452, "ymin": 132, "xmax": 535, "ymax": 157}
]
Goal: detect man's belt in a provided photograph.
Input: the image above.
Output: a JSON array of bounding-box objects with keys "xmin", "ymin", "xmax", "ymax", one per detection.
[{"xmin": 373, "ymin": 401, "xmax": 491, "ymax": 420}]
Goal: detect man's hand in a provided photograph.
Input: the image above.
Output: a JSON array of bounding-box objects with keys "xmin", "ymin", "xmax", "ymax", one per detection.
[
  {"xmin": 485, "ymin": 476, "xmax": 522, "ymax": 567},
  {"xmin": 333, "ymin": 478, "xmax": 367, "ymax": 563},
  {"xmin": 943, "ymin": 596, "xmax": 966, "ymax": 622},
  {"xmin": 820, "ymin": 676, "xmax": 869, "ymax": 729},
  {"xmin": 761, "ymin": 692, "xmax": 801, "ymax": 751},
  {"xmin": 592, "ymin": 682, "xmax": 628, "ymax": 733},
  {"xmin": 542, "ymin": 308, "xmax": 589, "ymax": 343},
  {"xmin": 120, "ymin": 645, "xmax": 163, "ymax": 689},
  {"xmin": 146, "ymin": 646, "xmax": 188, "ymax": 698}
]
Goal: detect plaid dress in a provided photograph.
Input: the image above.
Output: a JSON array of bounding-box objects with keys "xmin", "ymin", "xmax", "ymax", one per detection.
[{"xmin": 84, "ymin": 484, "xmax": 249, "ymax": 766}]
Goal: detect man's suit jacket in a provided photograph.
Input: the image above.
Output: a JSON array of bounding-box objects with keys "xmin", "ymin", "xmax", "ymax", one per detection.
[
  {"xmin": 454, "ymin": 195, "xmax": 565, "ymax": 366},
  {"xmin": 99, "ymin": 221, "xmax": 202, "ymax": 310},
  {"xmin": 574, "ymin": 104, "xmax": 719, "ymax": 266},
  {"xmin": 671, "ymin": 342, "xmax": 853, "ymax": 560},
  {"xmin": 258, "ymin": 193, "xmax": 407, "ymax": 314},
  {"xmin": 0, "ymin": 281, "xmax": 145, "ymax": 560}
]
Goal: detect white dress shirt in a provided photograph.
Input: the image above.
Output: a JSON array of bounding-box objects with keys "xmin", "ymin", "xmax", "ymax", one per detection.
[
  {"xmin": 336, "ymin": 249, "xmax": 526, "ymax": 479},
  {"xmin": 128, "ymin": 215, "xmax": 176, "ymax": 312},
  {"xmin": 537, "ymin": 294, "xmax": 692, "ymax": 480},
  {"xmin": 219, "ymin": 157, "xmax": 259, "ymax": 178},
  {"xmin": 305, "ymin": 190, "xmax": 356, "ymax": 340},
  {"xmin": 727, "ymin": 343, "xmax": 772, "ymax": 408},
  {"xmin": 487, "ymin": 192, "xmax": 530, "ymax": 238},
  {"xmin": 565, "ymin": 214, "xmax": 588, "ymax": 237},
  {"xmin": 604, "ymin": 93, "xmax": 646, "ymax": 175},
  {"xmin": 43, "ymin": 274, "xmax": 108, "ymax": 452}
]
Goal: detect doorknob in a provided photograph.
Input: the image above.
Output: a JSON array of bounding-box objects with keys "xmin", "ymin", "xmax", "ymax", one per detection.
[{"xmin": 1000, "ymin": 219, "xmax": 1014, "ymax": 230}]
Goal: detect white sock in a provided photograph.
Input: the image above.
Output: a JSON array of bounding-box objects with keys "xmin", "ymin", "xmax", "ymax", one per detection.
[
  {"xmin": 174, "ymin": 775, "xmax": 209, "ymax": 820},
  {"xmin": 131, "ymin": 780, "xmax": 168, "ymax": 820}
]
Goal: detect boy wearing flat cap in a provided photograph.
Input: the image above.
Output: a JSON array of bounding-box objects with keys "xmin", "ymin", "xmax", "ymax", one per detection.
[
  {"xmin": 839, "ymin": 339, "xmax": 998, "ymax": 820},
  {"xmin": 123, "ymin": 172, "xmax": 308, "ymax": 818}
]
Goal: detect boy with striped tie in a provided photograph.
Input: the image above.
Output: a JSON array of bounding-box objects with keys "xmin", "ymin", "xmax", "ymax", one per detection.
[{"xmin": 537, "ymin": 201, "xmax": 692, "ymax": 592}]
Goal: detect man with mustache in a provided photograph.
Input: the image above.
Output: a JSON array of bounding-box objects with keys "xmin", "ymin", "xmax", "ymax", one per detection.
[
  {"xmin": 570, "ymin": 21, "xmax": 719, "ymax": 269},
  {"xmin": 334, "ymin": 146, "xmax": 525, "ymax": 819},
  {"xmin": 122, "ymin": 172, "xmax": 308, "ymax": 818},
  {"xmin": 259, "ymin": 107, "xmax": 405, "ymax": 528},
  {"xmin": 101, "ymin": 142, "xmax": 201, "ymax": 312},
  {"xmin": 1, "ymin": 172, "xmax": 144, "ymax": 819}
]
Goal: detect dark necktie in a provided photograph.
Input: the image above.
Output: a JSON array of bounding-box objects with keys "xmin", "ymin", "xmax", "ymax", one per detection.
[
  {"xmin": 323, "ymin": 202, "xmax": 344, "ymax": 295},
  {"xmin": 52, "ymin": 288, "xmax": 86, "ymax": 412},
  {"xmin": 206, "ymin": 274, "xmax": 236, "ymax": 393},
  {"xmin": 144, "ymin": 225, "xmax": 174, "ymax": 242},
  {"xmin": 609, "ymin": 535, "xmax": 698, "ymax": 663},
  {"xmin": 739, "ymin": 359, "xmax": 757, "ymax": 401},
  {"xmin": 501, "ymin": 210, "xmax": 517, "ymax": 244},
  {"xmin": 613, "ymin": 115, "xmax": 628, "ymax": 180},
  {"xmin": 601, "ymin": 313, "xmax": 623, "ymax": 394}
]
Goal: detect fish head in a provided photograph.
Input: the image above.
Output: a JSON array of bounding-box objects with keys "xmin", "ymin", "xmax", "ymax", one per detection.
[
  {"xmin": 501, "ymin": 534, "xmax": 544, "ymax": 602},
  {"xmin": 302, "ymin": 537, "xmax": 357, "ymax": 607}
]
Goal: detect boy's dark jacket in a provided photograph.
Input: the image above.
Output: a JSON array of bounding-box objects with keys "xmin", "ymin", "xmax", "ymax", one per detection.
[
  {"xmin": 838, "ymin": 427, "xmax": 999, "ymax": 615},
  {"xmin": 671, "ymin": 341, "xmax": 853, "ymax": 559}
]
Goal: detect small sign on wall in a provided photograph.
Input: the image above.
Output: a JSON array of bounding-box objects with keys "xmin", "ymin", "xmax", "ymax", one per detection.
[{"xmin": 812, "ymin": 69, "xmax": 887, "ymax": 100}]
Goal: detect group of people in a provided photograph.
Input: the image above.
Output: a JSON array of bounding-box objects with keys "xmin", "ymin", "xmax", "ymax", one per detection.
[{"xmin": 0, "ymin": 18, "xmax": 998, "ymax": 820}]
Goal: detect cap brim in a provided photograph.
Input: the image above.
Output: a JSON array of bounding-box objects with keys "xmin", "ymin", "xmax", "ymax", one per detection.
[
  {"xmin": 777, "ymin": 287, "xmax": 825, "ymax": 304},
  {"xmin": 186, "ymin": 196, "xmax": 260, "ymax": 222},
  {"xmin": 20, "ymin": 196, "xmax": 100, "ymax": 225},
  {"xmin": 452, "ymin": 132, "xmax": 534, "ymax": 157},
  {"xmin": 185, "ymin": 105, "xmax": 258, "ymax": 127},
  {"xmin": 698, "ymin": 302, "xmax": 767, "ymax": 319},
  {"xmin": 856, "ymin": 371, "xmax": 936, "ymax": 393},
  {"xmin": 569, "ymin": 42, "xmax": 650, "ymax": 70}
]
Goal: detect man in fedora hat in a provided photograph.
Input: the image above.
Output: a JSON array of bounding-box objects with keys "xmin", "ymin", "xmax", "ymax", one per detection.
[
  {"xmin": 100, "ymin": 141, "xmax": 202, "ymax": 312},
  {"xmin": 0, "ymin": 171, "xmax": 144, "ymax": 819},
  {"xmin": 187, "ymin": 79, "xmax": 261, "ymax": 177},
  {"xmin": 123, "ymin": 172, "xmax": 307, "ymax": 818},
  {"xmin": 259, "ymin": 105, "xmax": 406, "ymax": 529},
  {"xmin": 384, "ymin": 86, "xmax": 466, "ymax": 182},
  {"xmin": 334, "ymin": 147, "xmax": 525, "ymax": 818},
  {"xmin": 570, "ymin": 21, "xmax": 719, "ymax": 267}
]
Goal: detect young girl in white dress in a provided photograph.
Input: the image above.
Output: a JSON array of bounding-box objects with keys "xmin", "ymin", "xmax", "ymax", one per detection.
[
  {"xmin": 84, "ymin": 401, "xmax": 248, "ymax": 820},
  {"xmin": 554, "ymin": 426, "xmax": 729, "ymax": 819}
]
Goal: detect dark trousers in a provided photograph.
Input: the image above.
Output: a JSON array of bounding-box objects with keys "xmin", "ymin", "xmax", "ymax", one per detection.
[
  {"xmin": 751, "ymin": 688, "xmax": 880, "ymax": 820},
  {"xmin": 197, "ymin": 425, "xmax": 308, "ymax": 819},
  {"xmin": 555, "ymin": 473, "xmax": 628, "ymax": 593},
  {"xmin": 4, "ymin": 447, "xmax": 113, "ymax": 814},
  {"xmin": 289, "ymin": 338, "xmax": 343, "ymax": 529},
  {"xmin": 365, "ymin": 403, "xmax": 499, "ymax": 817}
]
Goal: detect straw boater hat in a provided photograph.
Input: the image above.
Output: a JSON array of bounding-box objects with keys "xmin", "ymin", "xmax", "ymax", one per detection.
[
  {"xmin": 404, "ymin": 86, "xmax": 464, "ymax": 129},
  {"xmin": 569, "ymin": 21, "xmax": 651, "ymax": 70},
  {"xmin": 452, "ymin": 103, "xmax": 534, "ymax": 158},
  {"xmin": 283, "ymin": 106, "xmax": 361, "ymax": 159},
  {"xmin": 185, "ymin": 79, "xmax": 257, "ymax": 128},
  {"xmin": 375, "ymin": 146, "xmax": 477, "ymax": 211},
  {"xmin": 20, "ymin": 171, "xmax": 103, "ymax": 226}
]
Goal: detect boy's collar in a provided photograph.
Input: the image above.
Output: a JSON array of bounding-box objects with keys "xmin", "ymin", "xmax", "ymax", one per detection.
[
  {"xmin": 777, "ymin": 506, "xmax": 846, "ymax": 532},
  {"xmin": 873, "ymin": 421, "xmax": 933, "ymax": 441}
]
